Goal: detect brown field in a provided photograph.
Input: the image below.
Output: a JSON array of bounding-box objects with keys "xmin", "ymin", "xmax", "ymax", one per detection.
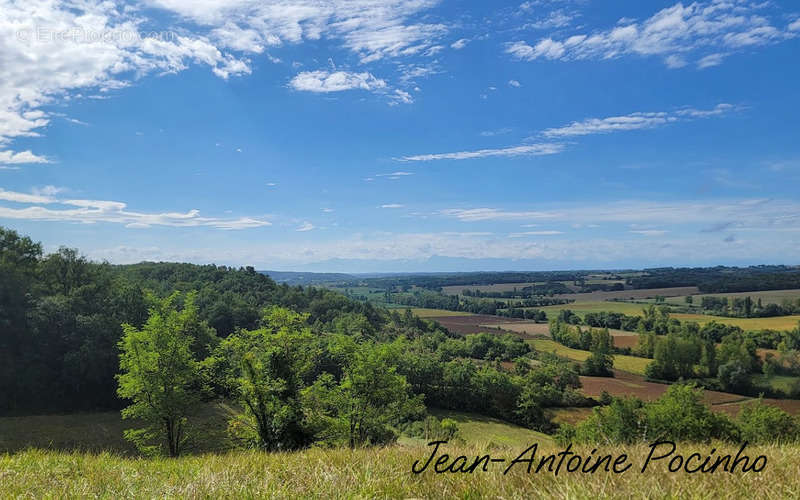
[
  {"xmin": 578, "ymin": 370, "xmax": 800, "ymax": 417},
  {"xmin": 427, "ymin": 314, "xmax": 528, "ymax": 336},
  {"xmin": 554, "ymin": 286, "xmax": 699, "ymax": 303}
]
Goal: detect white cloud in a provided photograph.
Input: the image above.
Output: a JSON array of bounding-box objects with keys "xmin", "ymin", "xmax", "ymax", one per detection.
[
  {"xmin": 509, "ymin": 230, "xmax": 564, "ymax": 237},
  {"xmin": 790, "ymin": 18, "xmax": 800, "ymax": 31},
  {"xmin": 439, "ymin": 199, "xmax": 800, "ymax": 229},
  {"xmin": 86, "ymin": 225, "xmax": 800, "ymax": 268},
  {"xmin": 451, "ymin": 38, "xmax": 469, "ymax": 49},
  {"xmin": 630, "ymin": 230, "xmax": 668, "ymax": 236},
  {"xmin": 389, "ymin": 89, "xmax": 414, "ymax": 105},
  {"xmin": 0, "ymin": 187, "xmax": 271, "ymax": 230},
  {"xmin": 0, "ymin": 188, "xmax": 56, "ymax": 204},
  {"xmin": 145, "ymin": 0, "xmax": 447, "ymax": 63},
  {"xmin": 376, "ymin": 171, "xmax": 414, "ymax": 178},
  {"xmin": 0, "ymin": 0, "xmax": 254, "ymax": 164},
  {"xmin": 296, "ymin": 222, "xmax": 315, "ymax": 232},
  {"xmin": 524, "ymin": 9, "xmax": 577, "ymax": 30},
  {"xmin": 381, "ymin": 204, "xmax": 405, "ymax": 208},
  {"xmin": 697, "ymin": 52, "xmax": 726, "ymax": 69},
  {"xmin": 0, "ymin": 150, "xmax": 50, "ymax": 165},
  {"xmin": 1, "ymin": 0, "xmax": 444, "ymax": 163},
  {"xmin": 508, "ymin": 79, "xmax": 522, "ymax": 87},
  {"xmin": 289, "ymin": 70, "xmax": 387, "ymax": 93},
  {"xmin": 397, "ymin": 143, "xmax": 564, "ymax": 162},
  {"xmin": 542, "ymin": 104, "xmax": 736, "ymax": 137},
  {"xmin": 664, "ymin": 54, "xmax": 687, "ymax": 68},
  {"xmin": 506, "ymin": 1, "xmax": 798, "ymax": 68}
]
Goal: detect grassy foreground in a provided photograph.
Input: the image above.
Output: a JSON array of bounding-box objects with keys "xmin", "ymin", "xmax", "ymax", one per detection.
[{"xmin": 2, "ymin": 443, "xmax": 799, "ymax": 499}]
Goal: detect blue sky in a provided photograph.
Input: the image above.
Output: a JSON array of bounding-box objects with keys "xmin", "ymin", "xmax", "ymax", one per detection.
[{"xmin": 1, "ymin": 0, "xmax": 799, "ymax": 272}]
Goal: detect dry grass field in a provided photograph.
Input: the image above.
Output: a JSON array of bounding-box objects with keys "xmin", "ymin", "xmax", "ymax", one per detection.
[{"xmin": 2, "ymin": 443, "xmax": 799, "ymax": 499}]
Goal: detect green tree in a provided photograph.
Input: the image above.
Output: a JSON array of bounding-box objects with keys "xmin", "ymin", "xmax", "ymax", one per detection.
[
  {"xmin": 214, "ymin": 306, "xmax": 316, "ymax": 450},
  {"xmin": 116, "ymin": 292, "xmax": 205, "ymax": 457},
  {"xmin": 303, "ymin": 340, "xmax": 424, "ymax": 448},
  {"xmin": 737, "ymin": 398, "xmax": 798, "ymax": 444}
]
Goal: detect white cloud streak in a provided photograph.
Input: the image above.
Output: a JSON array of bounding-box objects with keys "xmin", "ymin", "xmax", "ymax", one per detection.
[
  {"xmin": 542, "ymin": 104, "xmax": 735, "ymax": 137},
  {"xmin": 0, "ymin": 188, "xmax": 271, "ymax": 230},
  {"xmin": 397, "ymin": 143, "xmax": 565, "ymax": 162}
]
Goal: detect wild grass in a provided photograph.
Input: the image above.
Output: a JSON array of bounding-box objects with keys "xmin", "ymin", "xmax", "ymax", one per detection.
[{"xmin": 2, "ymin": 443, "xmax": 799, "ymax": 498}]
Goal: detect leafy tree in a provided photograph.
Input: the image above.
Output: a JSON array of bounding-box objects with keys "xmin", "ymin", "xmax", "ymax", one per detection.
[
  {"xmin": 736, "ymin": 398, "xmax": 798, "ymax": 444},
  {"xmin": 303, "ymin": 340, "xmax": 424, "ymax": 448},
  {"xmin": 582, "ymin": 328, "xmax": 614, "ymax": 377},
  {"xmin": 644, "ymin": 384, "xmax": 736, "ymax": 442},
  {"xmin": 574, "ymin": 396, "xmax": 645, "ymax": 444},
  {"xmin": 214, "ymin": 306, "xmax": 316, "ymax": 450},
  {"xmin": 116, "ymin": 292, "xmax": 206, "ymax": 456}
]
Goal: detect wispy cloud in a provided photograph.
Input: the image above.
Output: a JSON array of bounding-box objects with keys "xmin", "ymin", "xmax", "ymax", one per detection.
[
  {"xmin": 0, "ymin": 187, "xmax": 271, "ymax": 230},
  {"xmin": 451, "ymin": 38, "xmax": 470, "ymax": 49},
  {"xmin": 296, "ymin": 222, "xmax": 315, "ymax": 232},
  {"xmin": 375, "ymin": 171, "xmax": 415, "ymax": 179},
  {"xmin": 381, "ymin": 204, "xmax": 405, "ymax": 208},
  {"xmin": 397, "ymin": 143, "xmax": 564, "ymax": 162},
  {"xmin": 506, "ymin": 1, "xmax": 798, "ymax": 68},
  {"xmin": 630, "ymin": 229, "xmax": 668, "ymax": 236},
  {"xmin": 542, "ymin": 104, "xmax": 735, "ymax": 137},
  {"xmin": 439, "ymin": 199, "xmax": 800, "ymax": 229},
  {"xmin": 509, "ymin": 230, "xmax": 564, "ymax": 237}
]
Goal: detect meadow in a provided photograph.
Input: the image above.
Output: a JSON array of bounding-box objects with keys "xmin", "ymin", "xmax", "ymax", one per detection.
[{"xmin": 2, "ymin": 444, "xmax": 799, "ymax": 499}]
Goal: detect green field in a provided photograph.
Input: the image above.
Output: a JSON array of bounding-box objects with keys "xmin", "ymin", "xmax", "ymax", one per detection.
[
  {"xmin": 657, "ymin": 289, "xmax": 800, "ymax": 306},
  {"xmin": 2, "ymin": 444, "xmax": 799, "ymax": 498},
  {"xmin": 538, "ymin": 302, "xmax": 800, "ymax": 332},
  {"xmin": 539, "ymin": 301, "xmax": 652, "ymax": 318},
  {"xmin": 670, "ymin": 313, "xmax": 800, "ymax": 331},
  {"xmin": 527, "ymin": 339, "xmax": 651, "ymax": 375},
  {"xmin": 428, "ymin": 410, "xmax": 553, "ymax": 448}
]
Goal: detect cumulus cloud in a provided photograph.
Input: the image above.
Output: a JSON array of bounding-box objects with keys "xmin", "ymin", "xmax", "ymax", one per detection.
[
  {"xmin": 0, "ymin": 187, "xmax": 270, "ymax": 230},
  {"xmin": 289, "ymin": 70, "xmax": 387, "ymax": 93},
  {"xmin": 506, "ymin": 1, "xmax": 798, "ymax": 68},
  {"xmin": 0, "ymin": 150, "xmax": 50, "ymax": 165}
]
